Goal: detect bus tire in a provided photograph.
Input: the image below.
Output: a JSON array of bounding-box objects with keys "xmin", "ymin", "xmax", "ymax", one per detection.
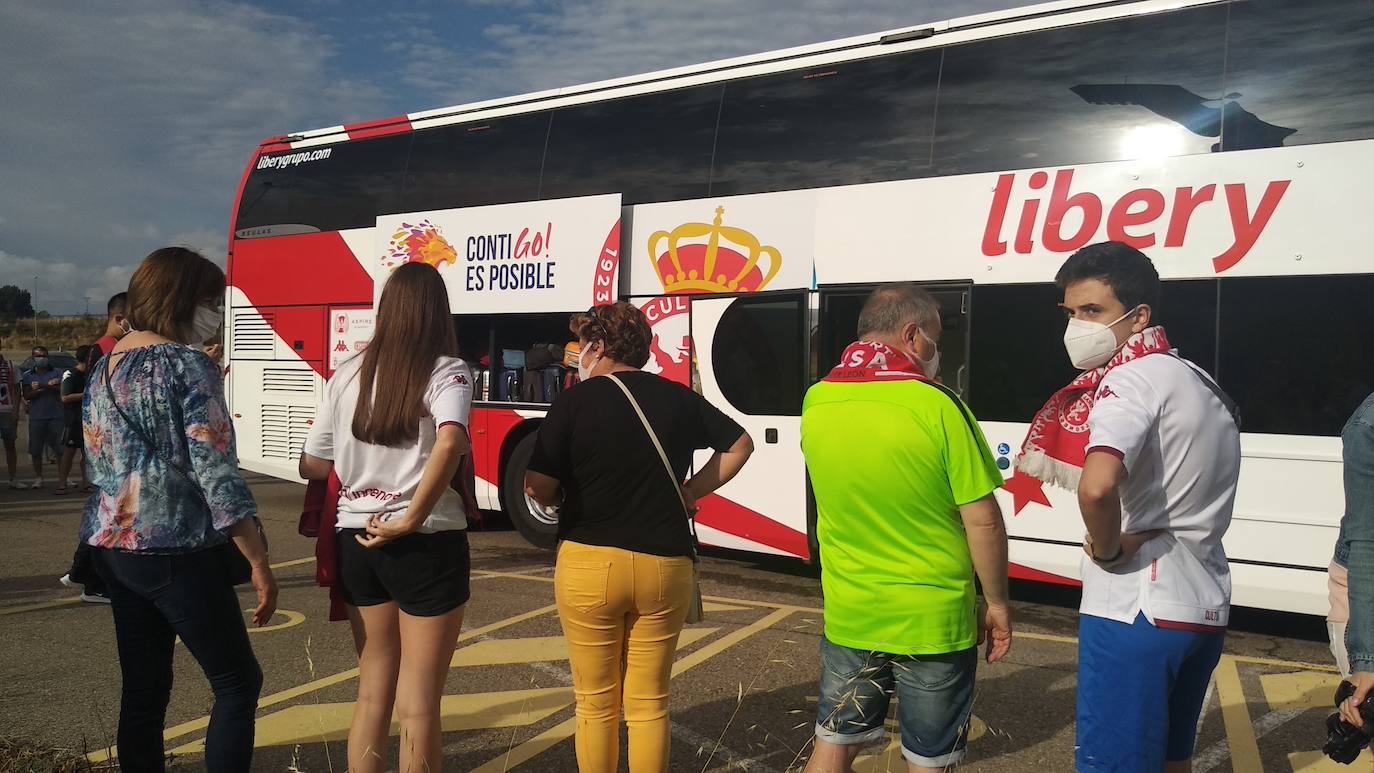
[{"xmin": 502, "ymin": 433, "xmax": 558, "ymax": 550}]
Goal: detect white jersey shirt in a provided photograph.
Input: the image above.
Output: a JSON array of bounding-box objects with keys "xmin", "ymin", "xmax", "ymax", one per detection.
[
  {"xmin": 1080, "ymin": 352, "xmax": 1241, "ymax": 631},
  {"xmin": 304, "ymin": 355, "xmax": 473, "ymax": 532}
]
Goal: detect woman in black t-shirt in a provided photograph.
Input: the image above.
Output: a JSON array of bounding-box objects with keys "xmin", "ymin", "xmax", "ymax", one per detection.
[{"xmin": 525, "ymin": 302, "xmax": 753, "ymax": 773}]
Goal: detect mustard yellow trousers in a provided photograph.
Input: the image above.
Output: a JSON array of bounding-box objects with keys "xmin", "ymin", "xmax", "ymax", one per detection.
[{"xmin": 555, "ymin": 540, "xmax": 694, "ymax": 773}]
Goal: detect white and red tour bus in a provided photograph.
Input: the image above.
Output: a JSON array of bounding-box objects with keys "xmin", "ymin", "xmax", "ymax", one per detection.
[{"xmin": 226, "ymin": 0, "xmax": 1374, "ymax": 616}]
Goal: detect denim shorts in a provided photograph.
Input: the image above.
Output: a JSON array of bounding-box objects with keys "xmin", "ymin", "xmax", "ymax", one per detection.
[{"xmin": 815, "ymin": 635, "xmax": 977, "ymax": 768}]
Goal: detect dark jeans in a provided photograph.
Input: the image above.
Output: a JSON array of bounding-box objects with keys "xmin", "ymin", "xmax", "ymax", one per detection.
[{"xmin": 93, "ymin": 545, "xmax": 263, "ymax": 773}]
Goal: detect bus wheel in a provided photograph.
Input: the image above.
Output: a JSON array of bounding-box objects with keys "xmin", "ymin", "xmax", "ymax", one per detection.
[{"xmin": 502, "ymin": 433, "xmax": 558, "ymax": 550}]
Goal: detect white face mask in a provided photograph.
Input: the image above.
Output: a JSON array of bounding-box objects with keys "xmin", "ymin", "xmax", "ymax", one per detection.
[
  {"xmin": 577, "ymin": 345, "xmax": 601, "ymax": 382},
  {"xmin": 187, "ymin": 305, "xmax": 223, "ymax": 345},
  {"xmin": 909, "ymin": 328, "xmax": 940, "ymax": 378},
  {"xmin": 1063, "ymin": 307, "xmax": 1138, "ymax": 370}
]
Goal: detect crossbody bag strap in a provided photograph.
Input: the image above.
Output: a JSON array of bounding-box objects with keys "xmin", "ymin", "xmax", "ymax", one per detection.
[
  {"xmin": 102, "ymin": 355, "xmax": 214, "ymax": 515},
  {"xmin": 1170, "ymin": 354, "xmax": 1242, "ymax": 429},
  {"xmin": 605, "ymin": 374, "xmax": 698, "ymax": 546}
]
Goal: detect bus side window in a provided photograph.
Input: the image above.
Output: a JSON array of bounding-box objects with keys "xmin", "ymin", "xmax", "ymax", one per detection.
[
  {"xmin": 932, "ymin": 3, "xmax": 1227, "ymax": 177},
  {"xmin": 236, "ymin": 133, "xmax": 412, "ymax": 234},
  {"xmin": 402, "ymin": 112, "xmax": 549, "ymax": 213},
  {"xmin": 1224, "ymin": 0, "xmax": 1374, "ymax": 149},
  {"xmin": 541, "ymin": 86, "xmax": 720, "ymax": 205},
  {"xmin": 711, "ymin": 49, "xmax": 940, "ymax": 197},
  {"xmin": 1219, "ymin": 274, "xmax": 1374, "ymax": 437}
]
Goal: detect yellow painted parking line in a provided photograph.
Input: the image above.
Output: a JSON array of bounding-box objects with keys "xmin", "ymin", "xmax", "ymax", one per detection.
[
  {"xmin": 87, "ymin": 602, "xmax": 562, "ymax": 763},
  {"xmin": 169, "ymin": 687, "xmax": 576, "ymax": 756},
  {"xmin": 451, "ymin": 627, "xmax": 718, "ymax": 668},
  {"xmin": 246, "ymin": 608, "xmax": 306, "ymax": 635},
  {"xmin": 1214, "ymin": 655, "xmax": 1264, "ymax": 773},
  {"xmin": 0, "ymin": 597, "xmax": 81, "ymax": 616},
  {"xmin": 269, "ymin": 556, "xmax": 316, "ymax": 570},
  {"xmin": 471, "ymin": 606, "xmax": 798, "ymax": 773}
]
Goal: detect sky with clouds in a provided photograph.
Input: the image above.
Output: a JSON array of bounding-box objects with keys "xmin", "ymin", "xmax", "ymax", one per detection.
[{"xmin": 0, "ymin": 0, "xmax": 1029, "ymax": 316}]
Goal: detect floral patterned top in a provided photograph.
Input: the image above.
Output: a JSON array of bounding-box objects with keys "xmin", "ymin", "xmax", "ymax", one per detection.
[{"xmin": 81, "ymin": 344, "xmax": 256, "ymax": 552}]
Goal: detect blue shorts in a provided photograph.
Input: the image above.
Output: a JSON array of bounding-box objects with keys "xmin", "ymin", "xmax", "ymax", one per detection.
[
  {"xmin": 1077, "ymin": 612, "xmax": 1225, "ymax": 771},
  {"xmin": 815, "ymin": 635, "xmax": 976, "ymax": 768}
]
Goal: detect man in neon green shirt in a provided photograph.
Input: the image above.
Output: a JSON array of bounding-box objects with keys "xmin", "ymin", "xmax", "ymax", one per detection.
[{"xmin": 801, "ymin": 284, "xmax": 1012, "ymax": 773}]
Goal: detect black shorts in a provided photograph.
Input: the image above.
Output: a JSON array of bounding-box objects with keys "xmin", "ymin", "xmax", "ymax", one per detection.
[
  {"xmin": 336, "ymin": 528, "xmax": 470, "ymax": 617},
  {"xmin": 62, "ymin": 421, "xmax": 83, "ymax": 449}
]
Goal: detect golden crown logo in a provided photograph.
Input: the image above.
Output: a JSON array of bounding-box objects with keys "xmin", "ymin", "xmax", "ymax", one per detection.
[{"xmin": 648, "ymin": 207, "xmax": 781, "ymax": 294}]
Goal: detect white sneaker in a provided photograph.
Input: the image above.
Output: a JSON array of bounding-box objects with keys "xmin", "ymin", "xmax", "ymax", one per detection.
[
  {"xmin": 6, "ymin": 479, "xmax": 20, "ymax": 490},
  {"xmin": 79, "ymin": 592, "xmax": 112, "ymax": 604},
  {"xmin": 29, "ymin": 478, "xmax": 43, "ymax": 489},
  {"xmin": 59, "ymin": 573, "xmax": 79, "ymax": 589}
]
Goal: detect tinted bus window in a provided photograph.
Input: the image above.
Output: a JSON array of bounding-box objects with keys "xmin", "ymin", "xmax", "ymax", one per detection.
[
  {"xmin": 1155, "ymin": 279, "xmax": 1218, "ymax": 378},
  {"xmin": 403, "ymin": 112, "xmax": 550, "ymax": 213},
  {"xmin": 541, "ymin": 87, "xmax": 721, "ymax": 204},
  {"xmin": 933, "ymin": 4, "xmax": 1227, "ymax": 176},
  {"xmin": 711, "ymin": 50, "xmax": 941, "ymax": 196},
  {"xmin": 1219, "ymin": 274, "xmax": 1374, "ymax": 436},
  {"xmin": 711, "ymin": 295, "xmax": 806, "ymax": 416},
  {"xmin": 236, "ymin": 134, "xmax": 411, "ymax": 233},
  {"xmin": 968, "ymin": 283, "xmax": 1076, "ymax": 422},
  {"xmin": 1223, "ymin": 0, "xmax": 1374, "ymax": 149}
]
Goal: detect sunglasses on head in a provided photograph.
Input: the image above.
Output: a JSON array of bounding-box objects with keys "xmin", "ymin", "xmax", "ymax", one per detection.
[{"xmin": 584, "ymin": 306, "xmax": 611, "ymax": 344}]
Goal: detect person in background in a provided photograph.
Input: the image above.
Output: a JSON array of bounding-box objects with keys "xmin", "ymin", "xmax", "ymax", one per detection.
[
  {"xmin": 85, "ymin": 247, "xmax": 275, "ymax": 773},
  {"xmin": 57, "ymin": 344, "xmax": 108, "ymax": 602},
  {"xmin": 56, "ymin": 292, "xmax": 132, "ymax": 595},
  {"xmin": 92, "ymin": 292, "xmax": 129, "ymax": 359},
  {"xmin": 55, "ymin": 344, "xmax": 93, "ymax": 495},
  {"xmin": 21, "ymin": 345, "xmax": 64, "ymax": 488},
  {"xmin": 299, "ymin": 262, "xmax": 474, "ymax": 773},
  {"xmin": 1016, "ymin": 241, "xmax": 1240, "ymax": 772},
  {"xmin": 0, "ymin": 350, "xmax": 18, "ymax": 489},
  {"xmin": 1336, "ymin": 393, "xmax": 1374, "ymax": 730},
  {"xmin": 525, "ymin": 302, "xmax": 754, "ymax": 773},
  {"xmin": 801, "ymin": 285, "xmax": 1011, "ymax": 773}
]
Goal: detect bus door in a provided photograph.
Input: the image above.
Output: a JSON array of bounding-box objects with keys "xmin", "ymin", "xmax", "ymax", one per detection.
[
  {"xmin": 817, "ymin": 284, "xmax": 971, "ymax": 396},
  {"xmin": 689, "ymin": 292, "xmax": 810, "ymax": 559}
]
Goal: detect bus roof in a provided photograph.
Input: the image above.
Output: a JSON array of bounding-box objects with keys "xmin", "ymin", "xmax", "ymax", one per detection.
[{"xmin": 268, "ymin": 0, "xmax": 1215, "ymax": 151}]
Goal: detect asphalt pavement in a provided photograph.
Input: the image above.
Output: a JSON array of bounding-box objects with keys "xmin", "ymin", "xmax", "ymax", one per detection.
[{"xmin": 0, "ymin": 474, "xmax": 1361, "ymax": 772}]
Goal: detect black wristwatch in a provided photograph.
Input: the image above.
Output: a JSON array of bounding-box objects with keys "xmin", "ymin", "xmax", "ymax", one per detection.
[{"xmin": 1092, "ymin": 543, "xmax": 1125, "ymax": 565}]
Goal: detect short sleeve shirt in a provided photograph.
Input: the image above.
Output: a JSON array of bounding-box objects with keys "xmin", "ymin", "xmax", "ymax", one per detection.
[
  {"xmin": 304, "ymin": 355, "xmax": 474, "ymax": 532},
  {"xmin": 801, "ymin": 378, "xmax": 1003, "ymax": 655},
  {"xmin": 526, "ymin": 371, "xmax": 744, "ymax": 557},
  {"xmin": 22, "ymin": 369, "xmax": 64, "ymax": 421},
  {"xmin": 1081, "ymin": 354, "xmax": 1240, "ymax": 630},
  {"xmin": 60, "ymin": 368, "xmax": 86, "ymax": 424}
]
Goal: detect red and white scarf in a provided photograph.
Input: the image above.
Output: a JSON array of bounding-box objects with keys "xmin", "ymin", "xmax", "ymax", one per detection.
[
  {"xmin": 824, "ymin": 341, "xmax": 930, "ymax": 383},
  {"xmin": 1016, "ymin": 326, "xmax": 1172, "ymax": 491}
]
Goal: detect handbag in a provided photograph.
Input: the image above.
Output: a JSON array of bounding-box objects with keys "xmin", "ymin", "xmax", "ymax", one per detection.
[
  {"xmin": 102, "ymin": 356, "xmax": 265, "ymax": 585},
  {"xmin": 606, "ymin": 374, "xmax": 705, "ymax": 624}
]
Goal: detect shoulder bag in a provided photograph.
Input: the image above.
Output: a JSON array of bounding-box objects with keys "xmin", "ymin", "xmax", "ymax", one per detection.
[
  {"xmin": 606, "ymin": 373, "xmax": 704, "ymax": 623},
  {"xmin": 102, "ymin": 355, "xmax": 265, "ymax": 585}
]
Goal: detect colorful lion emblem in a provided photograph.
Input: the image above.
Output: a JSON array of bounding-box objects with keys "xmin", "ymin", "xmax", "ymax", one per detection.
[{"xmin": 384, "ymin": 220, "xmax": 458, "ymax": 269}]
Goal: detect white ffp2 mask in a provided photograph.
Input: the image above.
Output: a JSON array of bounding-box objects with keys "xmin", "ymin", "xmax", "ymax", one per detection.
[
  {"xmin": 1063, "ymin": 308, "xmax": 1137, "ymax": 370},
  {"xmin": 187, "ymin": 305, "xmax": 223, "ymax": 346}
]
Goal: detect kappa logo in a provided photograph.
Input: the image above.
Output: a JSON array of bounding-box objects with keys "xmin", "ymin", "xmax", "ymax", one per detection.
[
  {"xmin": 1097, "ymin": 384, "xmax": 1120, "ymax": 400},
  {"xmin": 453, "ymin": 374, "xmax": 469, "ymax": 386}
]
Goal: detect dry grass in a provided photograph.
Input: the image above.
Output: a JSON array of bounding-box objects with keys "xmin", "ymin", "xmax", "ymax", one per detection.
[
  {"xmin": 0, "ymin": 317, "xmax": 107, "ymax": 353},
  {"xmin": 0, "ymin": 737, "xmax": 104, "ymax": 773}
]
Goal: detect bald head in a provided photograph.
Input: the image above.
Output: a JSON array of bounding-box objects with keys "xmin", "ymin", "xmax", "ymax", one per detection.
[{"xmin": 857, "ymin": 284, "xmax": 941, "ymax": 339}]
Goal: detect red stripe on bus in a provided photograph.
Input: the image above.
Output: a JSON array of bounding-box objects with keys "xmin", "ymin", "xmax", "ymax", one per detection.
[
  {"xmin": 694, "ymin": 495, "xmax": 809, "ymax": 558},
  {"xmin": 345, "ymin": 116, "xmax": 413, "ymax": 140}
]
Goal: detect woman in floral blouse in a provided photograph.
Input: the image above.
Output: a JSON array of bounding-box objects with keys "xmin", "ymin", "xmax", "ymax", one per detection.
[{"xmin": 83, "ymin": 247, "xmax": 277, "ymax": 773}]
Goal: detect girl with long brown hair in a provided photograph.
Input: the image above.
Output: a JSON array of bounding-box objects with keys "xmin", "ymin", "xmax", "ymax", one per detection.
[{"xmin": 299, "ymin": 262, "xmax": 474, "ymax": 773}]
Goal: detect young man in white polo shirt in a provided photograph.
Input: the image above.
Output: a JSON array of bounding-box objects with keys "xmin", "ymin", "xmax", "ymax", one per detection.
[{"xmin": 1016, "ymin": 241, "xmax": 1241, "ymax": 772}]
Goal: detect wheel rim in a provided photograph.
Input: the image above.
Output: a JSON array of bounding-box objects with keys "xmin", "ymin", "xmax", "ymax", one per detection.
[{"xmin": 525, "ymin": 492, "xmax": 558, "ymax": 526}]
